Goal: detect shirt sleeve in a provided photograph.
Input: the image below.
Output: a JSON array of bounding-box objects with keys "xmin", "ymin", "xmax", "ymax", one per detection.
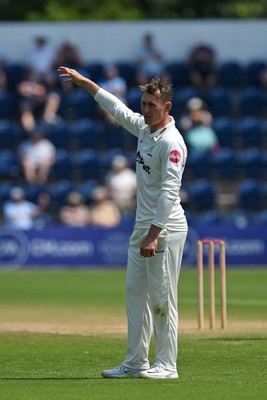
[
  {"xmin": 94, "ymin": 88, "xmax": 143, "ymax": 137},
  {"xmin": 152, "ymin": 140, "xmax": 186, "ymax": 229}
]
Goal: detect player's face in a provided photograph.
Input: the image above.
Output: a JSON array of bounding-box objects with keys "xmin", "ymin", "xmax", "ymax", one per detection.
[{"xmin": 141, "ymin": 92, "xmax": 171, "ymax": 132}]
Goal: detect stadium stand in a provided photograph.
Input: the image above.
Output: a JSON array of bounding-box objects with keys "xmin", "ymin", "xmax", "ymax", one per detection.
[
  {"xmin": 217, "ymin": 60, "xmax": 245, "ymax": 88},
  {"xmin": 237, "ymin": 179, "xmax": 263, "ymax": 212},
  {"xmin": 188, "ymin": 179, "xmax": 217, "ymax": 212},
  {"xmin": 1, "ymin": 56, "xmax": 267, "ymax": 225},
  {"xmin": 212, "ymin": 116, "xmax": 238, "ymax": 148},
  {"xmin": 245, "ymin": 59, "xmax": 267, "ymax": 87},
  {"xmin": 206, "ymin": 86, "xmax": 232, "ymax": 117},
  {"xmin": 210, "ymin": 148, "xmax": 238, "ymax": 180}
]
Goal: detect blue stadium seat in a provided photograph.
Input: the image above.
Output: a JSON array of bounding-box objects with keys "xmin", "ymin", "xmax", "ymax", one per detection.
[
  {"xmin": 3, "ymin": 63, "xmax": 26, "ymax": 91},
  {"xmin": 0, "ymin": 91, "xmax": 17, "ymax": 119},
  {"xmin": 245, "ymin": 60, "xmax": 266, "ymax": 87},
  {"xmin": 50, "ymin": 149, "xmax": 72, "ymax": 181},
  {"xmin": 172, "ymin": 87, "xmax": 202, "ymax": 117},
  {"xmin": 43, "ymin": 120, "xmax": 71, "ymax": 149},
  {"xmin": 163, "ymin": 61, "xmax": 190, "ymax": 88},
  {"xmin": 0, "ymin": 150, "xmax": 20, "ymax": 177},
  {"xmin": 126, "ymin": 87, "xmax": 142, "ymax": 113},
  {"xmin": 218, "ymin": 60, "xmax": 244, "ymax": 88},
  {"xmin": 261, "ymin": 182, "xmax": 267, "ymax": 208},
  {"xmin": 188, "ymin": 179, "xmax": 217, "ymax": 212},
  {"xmin": 0, "ymin": 119, "xmax": 17, "ymax": 149},
  {"xmin": 197, "ymin": 210, "xmax": 224, "ymax": 226},
  {"xmin": 237, "ymin": 179, "xmax": 263, "ymax": 211},
  {"xmin": 225, "ymin": 209, "xmax": 253, "ymax": 229},
  {"xmin": 97, "ymin": 148, "xmax": 129, "ymax": 180},
  {"xmin": 262, "ymin": 92, "xmax": 267, "ymax": 117},
  {"xmin": 237, "ymin": 117, "xmax": 264, "ymax": 148},
  {"xmin": 186, "ymin": 150, "xmax": 212, "ymax": 179},
  {"xmin": 253, "ymin": 210, "xmax": 267, "ymax": 226},
  {"xmin": 104, "ymin": 123, "xmax": 128, "ymax": 149},
  {"xmin": 98, "ymin": 148, "xmax": 126, "ymax": 170},
  {"xmin": 0, "ymin": 181, "xmax": 13, "ymax": 202},
  {"xmin": 84, "ymin": 62, "xmax": 105, "ymax": 82},
  {"xmin": 24, "ymin": 183, "xmax": 50, "ymax": 203},
  {"xmin": 123, "ymin": 132, "xmax": 138, "ymax": 151},
  {"xmin": 210, "ymin": 148, "xmax": 238, "ymax": 179},
  {"xmin": 237, "ymin": 148, "xmax": 264, "ymax": 179},
  {"xmin": 239, "ymin": 87, "xmax": 264, "ymax": 117},
  {"xmin": 206, "ymin": 86, "xmax": 232, "ymax": 117},
  {"xmin": 71, "ymin": 118, "xmax": 105, "ymax": 149},
  {"xmin": 66, "ymin": 88, "xmax": 97, "ymax": 119},
  {"xmin": 212, "ymin": 117, "xmax": 238, "ymax": 148},
  {"xmin": 78, "ymin": 179, "xmax": 99, "ymax": 202},
  {"xmin": 128, "ymin": 150, "xmax": 138, "ymax": 170},
  {"xmin": 49, "ymin": 180, "xmax": 76, "ymax": 209},
  {"xmin": 115, "ymin": 61, "xmax": 137, "ymax": 87},
  {"xmin": 184, "ymin": 211, "xmax": 198, "ymax": 226},
  {"xmin": 71, "ymin": 149, "xmax": 100, "ymax": 180},
  {"xmin": 261, "ymin": 151, "xmax": 267, "ymax": 180}
]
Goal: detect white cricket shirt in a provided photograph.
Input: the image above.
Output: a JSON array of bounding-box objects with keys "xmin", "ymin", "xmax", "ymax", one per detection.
[{"xmin": 95, "ymin": 88, "xmax": 188, "ymax": 232}]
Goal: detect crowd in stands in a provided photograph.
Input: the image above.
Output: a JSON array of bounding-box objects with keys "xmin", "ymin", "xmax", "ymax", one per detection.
[{"xmin": 0, "ymin": 32, "xmax": 267, "ymax": 229}]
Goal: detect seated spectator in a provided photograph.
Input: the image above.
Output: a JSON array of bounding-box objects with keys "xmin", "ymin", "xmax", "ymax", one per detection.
[
  {"xmin": 187, "ymin": 41, "xmax": 218, "ymax": 90},
  {"xmin": 98, "ymin": 64, "xmax": 128, "ymax": 102},
  {"xmin": 97, "ymin": 64, "xmax": 128, "ymax": 123},
  {"xmin": 3, "ymin": 187, "xmax": 51, "ymax": 230},
  {"xmin": 59, "ymin": 191, "xmax": 91, "ymax": 227},
  {"xmin": 18, "ymin": 127, "xmax": 56, "ymax": 184},
  {"xmin": 179, "ymin": 97, "xmax": 220, "ymax": 153},
  {"xmin": 135, "ymin": 33, "xmax": 166, "ymax": 78},
  {"xmin": 26, "ymin": 35, "xmax": 55, "ymax": 80},
  {"xmin": 52, "ymin": 40, "xmax": 84, "ymax": 70},
  {"xmin": 16, "ymin": 67, "xmax": 61, "ymax": 132},
  {"xmin": 105, "ymin": 155, "xmax": 136, "ymax": 216},
  {"xmin": 90, "ymin": 186, "xmax": 121, "ymax": 228}
]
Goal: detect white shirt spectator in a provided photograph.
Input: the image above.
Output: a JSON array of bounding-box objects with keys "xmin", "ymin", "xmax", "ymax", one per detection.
[
  {"xmin": 19, "ymin": 135, "xmax": 56, "ymax": 165},
  {"xmin": 135, "ymin": 33, "xmax": 165, "ymax": 77},
  {"xmin": 18, "ymin": 130, "xmax": 56, "ymax": 184},
  {"xmin": 27, "ymin": 36, "xmax": 55, "ymax": 76},
  {"xmin": 106, "ymin": 155, "xmax": 137, "ymax": 215},
  {"xmin": 98, "ymin": 65, "xmax": 127, "ymax": 103},
  {"xmin": 3, "ymin": 187, "xmax": 38, "ymax": 230}
]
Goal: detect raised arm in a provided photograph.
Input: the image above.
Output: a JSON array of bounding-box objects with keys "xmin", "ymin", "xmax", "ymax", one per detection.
[{"xmin": 57, "ymin": 66, "xmax": 100, "ymax": 97}]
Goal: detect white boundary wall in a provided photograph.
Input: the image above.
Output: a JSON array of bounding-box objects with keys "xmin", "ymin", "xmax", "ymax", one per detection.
[{"xmin": 0, "ymin": 19, "xmax": 266, "ymax": 64}]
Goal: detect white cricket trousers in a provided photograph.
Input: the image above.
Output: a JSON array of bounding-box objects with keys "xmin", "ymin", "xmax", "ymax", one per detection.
[{"xmin": 124, "ymin": 228, "xmax": 187, "ymax": 372}]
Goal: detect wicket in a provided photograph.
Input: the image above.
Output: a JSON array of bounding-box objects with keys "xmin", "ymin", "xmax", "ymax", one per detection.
[{"xmin": 196, "ymin": 239, "xmax": 227, "ymax": 330}]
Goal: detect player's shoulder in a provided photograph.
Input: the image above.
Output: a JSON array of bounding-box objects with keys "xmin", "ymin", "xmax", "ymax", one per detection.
[{"xmin": 163, "ymin": 125, "xmax": 186, "ymax": 147}]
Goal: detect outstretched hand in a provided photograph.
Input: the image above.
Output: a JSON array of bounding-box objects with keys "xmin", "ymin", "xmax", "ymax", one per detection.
[
  {"xmin": 57, "ymin": 66, "xmax": 84, "ymax": 86},
  {"xmin": 57, "ymin": 66, "xmax": 100, "ymax": 96}
]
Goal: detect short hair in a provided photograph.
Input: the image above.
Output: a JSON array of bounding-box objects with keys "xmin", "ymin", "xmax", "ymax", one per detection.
[{"xmin": 139, "ymin": 76, "xmax": 173, "ymax": 103}]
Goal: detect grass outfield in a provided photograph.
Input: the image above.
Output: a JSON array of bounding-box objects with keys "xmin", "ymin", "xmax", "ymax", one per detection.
[{"xmin": 0, "ymin": 268, "xmax": 266, "ymax": 400}]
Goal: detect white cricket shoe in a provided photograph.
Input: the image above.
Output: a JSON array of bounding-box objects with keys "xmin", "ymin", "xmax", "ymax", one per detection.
[
  {"xmin": 139, "ymin": 364, "xmax": 178, "ymax": 379},
  {"xmin": 101, "ymin": 363, "xmax": 146, "ymax": 378}
]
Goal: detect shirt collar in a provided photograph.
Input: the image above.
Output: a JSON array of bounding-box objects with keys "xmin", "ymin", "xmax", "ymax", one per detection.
[{"xmin": 148, "ymin": 117, "xmax": 174, "ymax": 142}]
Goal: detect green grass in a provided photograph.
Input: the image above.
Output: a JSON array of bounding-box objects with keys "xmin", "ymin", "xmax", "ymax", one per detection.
[{"xmin": 0, "ymin": 268, "xmax": 266, "ymax": 400}]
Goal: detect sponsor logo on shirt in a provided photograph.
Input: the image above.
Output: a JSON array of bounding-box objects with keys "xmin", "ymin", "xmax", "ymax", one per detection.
[
  {"xmin": 136, "ymin": 151, "xmax": 151, "ymax": 174},
  {"xmin": 169, "ymin": 150, "xmax": 181, "ymax": 163},
  {"xmin": 147, "ymin": 146, "xmax": 154, "ymax": 157}
]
